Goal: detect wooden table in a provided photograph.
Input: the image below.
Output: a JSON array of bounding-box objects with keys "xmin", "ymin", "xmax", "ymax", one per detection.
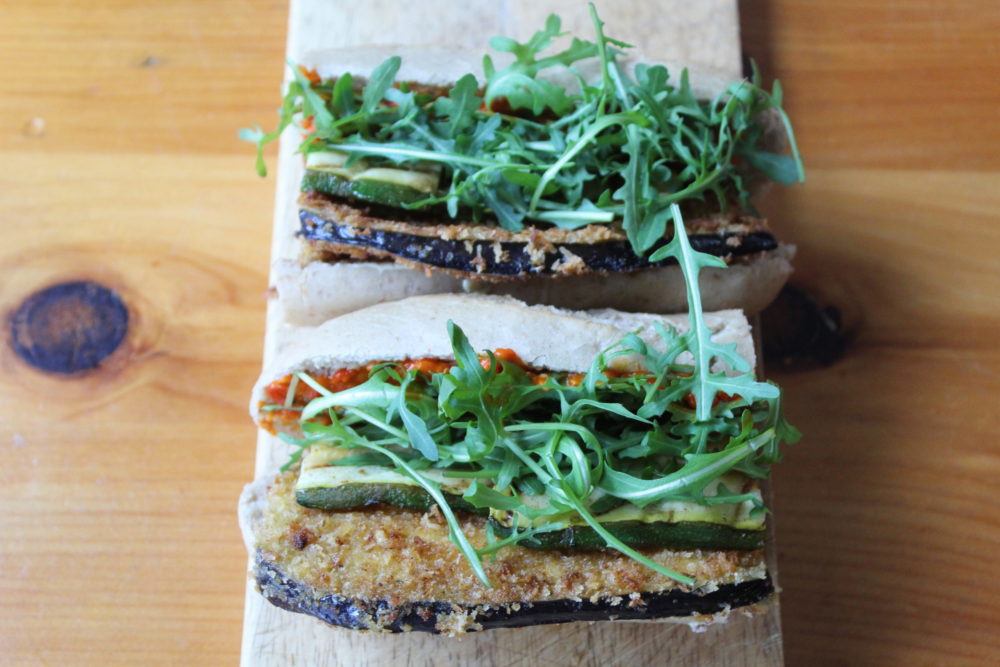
[{"xmin": 1, "ymin": 1, "xmax": 998, "ymax": 664}]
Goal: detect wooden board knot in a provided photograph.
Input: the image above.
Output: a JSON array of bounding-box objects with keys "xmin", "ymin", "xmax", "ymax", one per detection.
[{"xmin": 9, "ymin": 280, "xmax": 129, "ymax": 374}]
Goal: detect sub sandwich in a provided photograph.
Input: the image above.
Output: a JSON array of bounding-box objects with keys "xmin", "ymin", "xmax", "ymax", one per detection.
[
  {"xmin": 244, "ymin": 10, "xmax": 804, "ymax": 324},
  {"xmin": 240, "ymin": 294, "xmax": 799, "ymax": 634}
]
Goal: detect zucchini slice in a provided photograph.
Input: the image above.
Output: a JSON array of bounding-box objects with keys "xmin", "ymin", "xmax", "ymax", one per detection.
[
  {"xmin": 295, "ymin": 445, "xmax": 481, "ymax": 513},
  {"xmin": 302, "ymin": 169, "xmax": 430, "ymax": 208},
  {"xmin": 490, "ymin": 519, "xmax": 763, "ymax": 551},
  {"xmin": 296, "ymin": 483, "xmax": 486, "ymax": 516},
  {"xmin": 295, "ymin": 447, "xmax": 764, "ymax": 550},
  {"xmin": 305, "ymin": 152, "xmax": 440, "ymax": 193},
  {"xmin": 487, "ymin": 476, "xmax": 764, "ymax": 551}
]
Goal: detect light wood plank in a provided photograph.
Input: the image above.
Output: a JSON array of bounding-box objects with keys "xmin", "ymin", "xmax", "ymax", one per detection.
[{"xmin": 240, "ymin": 1, "xmax": 785, "ymax": 665}]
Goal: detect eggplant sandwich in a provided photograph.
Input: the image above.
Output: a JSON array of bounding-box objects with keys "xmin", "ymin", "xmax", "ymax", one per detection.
[
  {"xmin": 244, "ymin": 12, "xmax": 804, "ymax": 325},
  {"xmin": 239, "ymin": 294, "xmax": 799, "ymax": 635}
]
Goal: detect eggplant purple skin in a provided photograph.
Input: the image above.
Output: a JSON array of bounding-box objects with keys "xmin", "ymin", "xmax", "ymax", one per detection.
[
  {"xmin": 255, "ymin": 554, "xmax": 774, "ymax": 633},
  {"xmin": 298, "ymin": 209, "xmax": 778, "ymax": 276}
]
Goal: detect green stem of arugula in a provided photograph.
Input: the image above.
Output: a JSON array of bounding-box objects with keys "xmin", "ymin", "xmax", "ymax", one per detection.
[
  {"xmin": 283, "ymin": 375, "xmax": 300, "ymax": 409},
  {"xmin": 277, "ymin": 433, "xmax": 310, "ymax": 472},
  {"xmin": 540, "ymin": 432, "xmax": 579, "ymax": 495},
  {"xmin": 342, "ymin": 407, "xmax": 411, "ymax": 443},
  {"xmin": 521, "ymin": 424, "xmax": 604, "ymax": 493},
  {"xmin": 549, "ymin": 97, "xmax": 600, "ymax": 130},
  {"xmin": 557, "ymin": 436, "xmax": 594, "ymax": 499},
  {"xmin": 529, "ymin": 112, "xmax": 648, "ymax": 214},
  {"xmin": 339, "ymin": 414, "xmax": 493, "ymax": 588},
  {"xmin": 588, "ymin": 3, "xmax": 633, "ymax": 110},
  {"xmin": 296, "ymin": 372, "xmax": 334, "ymax": 397},
  {"xmin": 476, "ymin": 522, "xmax": 568, "ymax": 556},
  {"xmin": 533, "ymin": 210, "xmax": 616, "ymax": 224},
  {"xmin": 589, "ymin": 3, "xmax": 613, "ymax": 118},
  {"xmin": 329, "ymin": 141, "xmax": 537, "ymax": 171},
  {"xmin": 497, "ymin": 433, "xmax": 556, "ymax": 485},
  {"xmin": 441, "ymin": 468, "xmax": 502, "ymax": 479},
  {"xmin": 567, "ymin": 483, "xmax": 695, "ymax": 585},
  {"xmin": 776, "ymin": 107, "xmax": 806, "ymax": 182},
  {"xmin": 667, "ymin": 204, "xmax": 714, "ymax": 422},
  {"xmin": 657, "ymin": 163, "xmax": 728, "ymax": 208},
  {"xmin": 324, "ymin": 110, "xmax": 366, "ymax": 135},
  {"xmin": 504, "ymin": 424, "xmax": 692, "ymax": 583},
  {"xmin": 605, "ymin": 429, "xmax": 776, "ymax": 505},
  {"xmin": 399, "ymin": 166, "xmax": 498, "ymax": 211},
  {"xmin": 507, "ymin": 422, "xmax": 604, "ymax": 451}
]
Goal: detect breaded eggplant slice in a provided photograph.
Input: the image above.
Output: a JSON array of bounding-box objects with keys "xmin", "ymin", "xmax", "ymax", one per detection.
[
  {"xmin": 297, "ymin": 191, "xmax": 779, "ymax": 280},
  {"xmin": 239, "ymin": 471, "xmax": 773, "ymax": 636}
]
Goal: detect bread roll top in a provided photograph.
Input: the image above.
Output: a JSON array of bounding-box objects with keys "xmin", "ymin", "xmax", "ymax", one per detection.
[{"xmin": 250, "ymin": 294, "xmax": 755, "ymax": 419}]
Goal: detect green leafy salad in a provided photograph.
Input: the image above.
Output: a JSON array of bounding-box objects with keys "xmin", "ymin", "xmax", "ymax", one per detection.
[
  {"xmin": 277, "ymin": 205, "xmax": 799, "ymax": 587},
  {"xmin": 243, "ymin": 5, "xmax": 803, "ymax": 255}
]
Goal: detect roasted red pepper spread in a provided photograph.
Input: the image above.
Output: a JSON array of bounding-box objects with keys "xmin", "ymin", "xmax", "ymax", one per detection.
[
  {"xmin": 263, "ymin": 358, "xmax": 455, "ymax": 407},
  {"xmin": 258, "ymin": 354, "xmax": 739, "ymax": 436}
]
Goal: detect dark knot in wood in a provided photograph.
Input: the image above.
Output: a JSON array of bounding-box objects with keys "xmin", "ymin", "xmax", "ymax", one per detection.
[
  {"xmin": 761, "ymin": 285, "xmax": 846, "ymax": 369},
  {"xmin": 10, "ymin": 281, "xmax": 129, "ymax": 374}
]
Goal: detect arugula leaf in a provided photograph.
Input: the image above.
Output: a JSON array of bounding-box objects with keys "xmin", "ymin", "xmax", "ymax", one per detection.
[
  {"xmin": 238, "ymin": 78, "xmax": 303, "ymax": 177},
  {"xmin": 741, "ymin": 150, "xmax": 802, "ymax": 185},
  {"xmin": 397, "ymin": 373, "xmax": 440, "ymax": 461},
  {"xmin": 331, "ymin": 72, "xmax": 355, "ymax": 116},
  {"xmin": 462, "ymin": 482, "xmax": 549, "ymax": 519},
  {"xmin": 650, "ymin": 205, "xmax": 758, "ymax": 421},
  {"xmin": 491, "ymin": 14, "xmax": 562, "ymax": 64},
  {"xmin": 289, "ymin": 61, "xmax": 333, "ymax": 136},
  {"xmin": 361, "ymin": 56, "xmax": 401, "ymax": 115},
  {"xmin": 434, "ymin": 74, "xmax": 481, "ymax": 137},
  {"xmin": 600, "ymin": 427, "xmax": 776, "ymax": 506},
  {"xmin": 300, "ymin": 376, "xmax": 402, "ymax": 420},
  {"xmin": 484, "ymin": 14, "xmax": 596, "ymax": 116}
]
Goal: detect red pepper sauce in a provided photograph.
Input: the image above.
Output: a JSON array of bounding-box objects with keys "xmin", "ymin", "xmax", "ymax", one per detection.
[
  {"xmin": 263, "ymin": 358, "xmax": 454, "ymax": 408},
  {"xmin": 258, "ymin": 354, "xmax": 740, "ymax": 436}
]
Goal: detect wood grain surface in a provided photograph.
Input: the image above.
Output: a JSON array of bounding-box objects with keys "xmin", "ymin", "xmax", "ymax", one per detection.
[{"xmin": 1, "ymin": 0, "xmax": 999, "ymax": 665}]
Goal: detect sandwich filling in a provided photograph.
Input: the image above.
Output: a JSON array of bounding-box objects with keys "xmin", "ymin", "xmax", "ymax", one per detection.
[
  {"xmin": 243, "ymin": 9, "xmax": 803, "ymax": 278},
  {"xmin": 297, "ymin": 191, "xmax": 780, "ymax": 278},
  {"xmin": 257, "ymin": 301, "xmax": 798, "ymax": 586}
]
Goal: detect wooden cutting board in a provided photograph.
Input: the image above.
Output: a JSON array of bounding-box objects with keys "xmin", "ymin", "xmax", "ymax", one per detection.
[{"xmin": 241, "ymin": 1, "xmax": 783, "ymax": 664}]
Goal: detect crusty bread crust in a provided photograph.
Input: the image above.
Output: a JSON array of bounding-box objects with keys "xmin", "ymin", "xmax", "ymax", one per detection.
[
  {"xmin": 250, "ymin": 294, "xmax": 755, "ymax": 422},
  {"xmin": 274, "ymin": 245, "xmax": 793, "ymax": 326}
]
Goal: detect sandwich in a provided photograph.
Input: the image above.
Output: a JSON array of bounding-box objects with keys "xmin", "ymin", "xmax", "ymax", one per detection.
[
  {"xmin": 239, "ymin": 291, "xmax": 798, "ymax": 634},
  {"xmin": 243, "ymin": 9, "xmax": 803, "ymax": 325}
]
